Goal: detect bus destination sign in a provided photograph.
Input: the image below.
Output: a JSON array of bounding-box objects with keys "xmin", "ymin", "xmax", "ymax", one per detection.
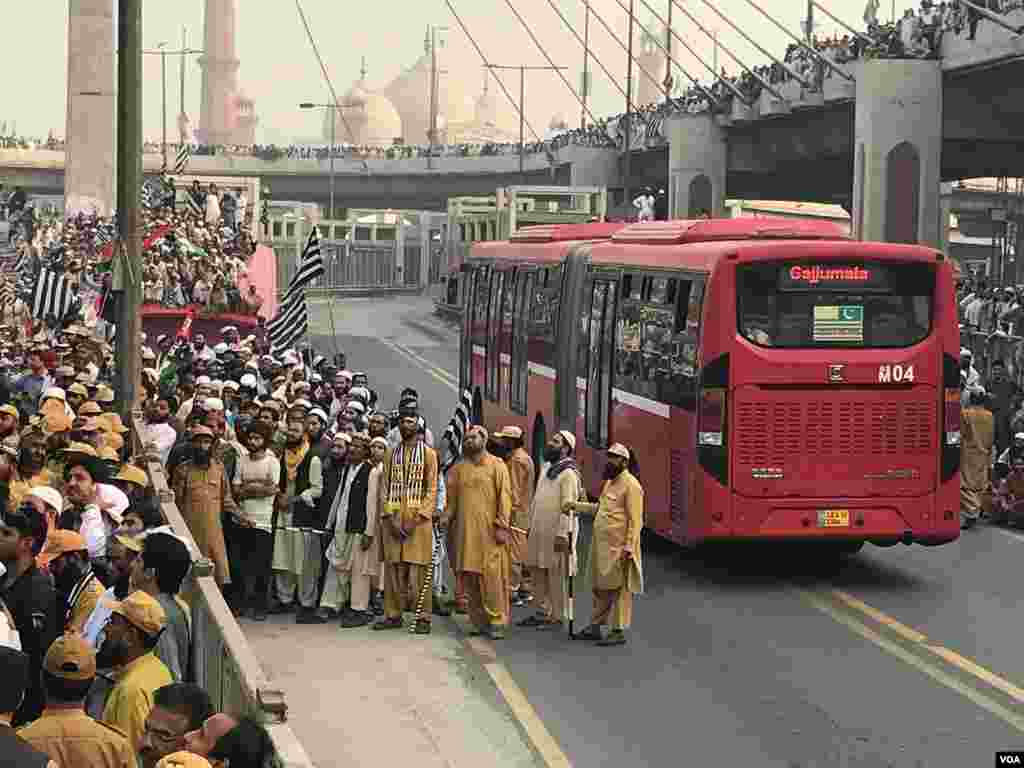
[{"xmin": 779, "ymin": 264, "xmax": 891, "ymax": 292}]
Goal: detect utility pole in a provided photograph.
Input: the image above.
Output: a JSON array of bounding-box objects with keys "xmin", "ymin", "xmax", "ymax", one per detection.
[
  {"xmin": 664, "ymin": 0, "xmax": 672, "ymax": 102},
  {"xmin": 581, "ymin": 0, "xmax": 590, "ymax": 131},
  {"xmin": 487, "ymin": 63, "xmax": 567, "ymax": 185},
  {"xmin": 427, "ymin": 25, "xmax": 449, "ymax": 171},
  {"xmin": 145, "ymin": 37, "xmax": 203, "ymax": 166},
  {"xmin": 116, "ymin": 0, "xmax": 143, "ymax": 418},
  {"xmin": 624, "ymin": 0, "xmax": 635, "ymax": 217},
  {"xmin": 805, "ymin": 0, "xmax": 815, "ymax": 43}
]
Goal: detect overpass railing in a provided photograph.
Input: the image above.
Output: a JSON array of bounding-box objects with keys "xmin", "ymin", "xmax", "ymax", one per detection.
[
  {"xmin": 276, "ymin": 240, "xmax": 424, "ymax": 294},
  {"xmin": 130, "ymin": 416, "xmax": 314, "ymax": 768}
]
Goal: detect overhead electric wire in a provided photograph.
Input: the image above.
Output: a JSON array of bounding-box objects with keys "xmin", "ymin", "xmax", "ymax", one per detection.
[
  {"xmin": 294, "ymin": 0, "xmax": 369, "ymax": 170},
  {"xmin": 443, "ymin": 0, "xmax": 543, "ymax": 142},
  {"xmin": 541, "ymin": 0, "xmax": 641, "ymax": 109},
  {"xmin": 583, "ymin": 0, "xmax": 717, "ymax": 107},
  {"xmin": 624, "ymin": 0, "xmax": 748, "ymax": 104},
  {"xmin": 499, "ymin": 0, "xmax": 606, "ymax": 130},
  {"xmin": 694, "ymin": 0, "xmax": 812, "ymax": 89},
  {"xmin": 666, "ymin": 0, "xmax": 783, "ymax": 100}
]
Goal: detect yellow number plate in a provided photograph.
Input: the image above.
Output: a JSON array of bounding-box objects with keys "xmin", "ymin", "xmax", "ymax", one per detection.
[{"xmin": 817, "ymin": 509, "xmax": 850, "ymax": 528}]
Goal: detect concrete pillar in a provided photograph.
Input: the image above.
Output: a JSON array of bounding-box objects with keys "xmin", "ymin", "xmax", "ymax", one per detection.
[
  {"xmin": 65, "ymin": 0, "xmax": 116, "ymax": 217},
  {"xmin": 851, "ymin": 59, "xmax": 942, "ymax": 247},
  {"xmin": 666, "ymin": 113, "xmax": 726, "ymax": 220},
  {"xmin": 938, "ymin": 182, "xmax": 954, "ymax": 256}
]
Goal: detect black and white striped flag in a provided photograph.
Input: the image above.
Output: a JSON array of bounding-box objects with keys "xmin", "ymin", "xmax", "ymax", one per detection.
[
  {"xmin": 440, "ymin": 388, "xmax": 474, "ymax": 474},
  {"xmin": 267, "ymin": 226, "xmax": 324, "ymax": 355},
  {"xmin": 186, "ymin": 194, "xmax": 203, "ymax": 218},
  {"xmin": 174, "ymin": 144, "xmax": 191, "ymax": 175},
  {"xmin": 31, "ymin": 267, "xmax": 76, "ymax": 323}
]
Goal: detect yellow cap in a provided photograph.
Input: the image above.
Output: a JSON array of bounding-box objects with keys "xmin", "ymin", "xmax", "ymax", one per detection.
[
  {"xmin": 78, "ymin": 401, "xmax": 103, "ymax": 416},
  {"xmin": 107, "ymin": 591, "xmax": 167, "ymax": 638},
  {"xmin": 43, "ymin": 632, "xmax": 97, "ymax": 681},
  {"xmin": 156, "ymin": 752, "xmax": 213, "ymax": 768},
  {"xmin": 115, "ymin": 464, "xmax": 149, "ymax": 487}
]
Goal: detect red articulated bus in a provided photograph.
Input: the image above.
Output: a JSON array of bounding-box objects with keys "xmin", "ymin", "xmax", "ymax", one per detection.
[{"xmin": 460, "ymin": 218, "xmax": 961, "ymax": 550}]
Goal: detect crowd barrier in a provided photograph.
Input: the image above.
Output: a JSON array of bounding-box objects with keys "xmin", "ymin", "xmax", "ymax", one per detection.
[{"xmin": 129, "ymin": 415, "xmax": 315, "ymax": 768}]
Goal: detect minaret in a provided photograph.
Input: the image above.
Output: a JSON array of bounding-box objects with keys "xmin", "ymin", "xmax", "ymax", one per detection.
[
  {"xmin": 198, "ymin": 0, "xmax": 240, "ymax": 146},
  {"xmin": 635, "ymin": 21, "xmax": 666, "ymax": 108}
]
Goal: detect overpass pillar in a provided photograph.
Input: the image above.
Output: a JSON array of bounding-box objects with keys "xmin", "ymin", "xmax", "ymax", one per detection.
[
  {"xmin": 666, "ymin": 114, "xmax": 726, "ymax": 219},
  {"xmin": 852, "ymin": 59, "xmax": 942, "ymax": 248},
  {"xmin": 65, "ymin": 0, "xmax": 117, "ymax": 217}
]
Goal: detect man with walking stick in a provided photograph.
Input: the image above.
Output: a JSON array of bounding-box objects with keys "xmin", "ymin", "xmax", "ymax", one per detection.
[{"xmin": 518, "ymin": 430, "xmax": 581, "ymax": 632}]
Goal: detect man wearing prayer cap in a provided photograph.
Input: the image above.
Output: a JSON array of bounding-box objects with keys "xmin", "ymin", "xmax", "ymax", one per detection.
[
  {"xmin": 386, "ymin": 398, "xmax": 434, "ymax": 449},
  {"xmin": 98, "ymin": 591, "xmax": 173, "ymax": 750},
  {"xmin": 442, "ymin": 424, "xmax": 512, "ymax": 639},
  {"xmin": 374, "ymin": 408, "xmax": 439, "ymax": 633},
  {"xmin": 519, "ymin": 430, "xmax": 582, "ymax": 630},
  {"xmin": 565, "ymin": 443, "xmax": 645, "ymax": 647},
  {"xmin": 17, "ymin": 631, "xmax": 136, "ymax": 768}
]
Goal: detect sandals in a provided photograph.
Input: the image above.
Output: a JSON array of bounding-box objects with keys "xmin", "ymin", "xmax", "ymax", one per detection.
[{"xmin": 516, "ymin": 614, "xmax": 547, "ymax": 628}]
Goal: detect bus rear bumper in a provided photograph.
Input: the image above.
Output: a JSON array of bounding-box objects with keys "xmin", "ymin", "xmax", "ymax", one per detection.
[{"xmin": 727, "ymin": 497, "xmax": 959, "ymax": 545}]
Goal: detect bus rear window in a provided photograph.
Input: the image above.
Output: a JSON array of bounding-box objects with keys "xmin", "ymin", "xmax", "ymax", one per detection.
[{"xmin": 737, "ymin": 261, "xmax": 934, "ymax": 348}]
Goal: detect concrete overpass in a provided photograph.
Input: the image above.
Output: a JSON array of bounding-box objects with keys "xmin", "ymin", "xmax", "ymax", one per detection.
[{"xmin": 5, "ymin": 10, "xmax": 1024, "ymax": 233}]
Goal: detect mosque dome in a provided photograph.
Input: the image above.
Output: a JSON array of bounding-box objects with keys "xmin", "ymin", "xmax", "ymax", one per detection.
[{"xmin": 324, "ymin": 75, "xmax": 402, "ymax": 147}]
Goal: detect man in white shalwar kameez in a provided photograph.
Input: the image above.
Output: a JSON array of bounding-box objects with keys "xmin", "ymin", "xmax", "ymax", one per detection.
[
  {"xmin": 321, "ymin": 433, "xmax": 380, "ymax": 627},
  {"xmin": 518, "ymin": 430, "xmax": 582, "ymax": 630}
]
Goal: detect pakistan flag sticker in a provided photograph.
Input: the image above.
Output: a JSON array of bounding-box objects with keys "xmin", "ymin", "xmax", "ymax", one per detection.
[{"xmin": 813, "ymin": 305, "xmax": 864, "ymax": 342}]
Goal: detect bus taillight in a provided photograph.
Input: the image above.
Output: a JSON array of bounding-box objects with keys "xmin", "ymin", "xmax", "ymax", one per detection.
[
  {"xmin": 944, "ymin": 388, "xmax": 961, "ymax": 447},
  {"xmin": 698, "ymin": 389, "xmax": 726, "ymax": 447}
]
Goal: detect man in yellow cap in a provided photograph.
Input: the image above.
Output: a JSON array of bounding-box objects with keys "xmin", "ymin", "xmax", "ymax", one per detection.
[
  {"xmin": 565, "ymin": 443, "xmax": 644, "ymax": 647},
  {"xmin": 42, "ymin": 530, "xmax": 105, "ymax": 633},
  {"xmin": 0, "ymin": 403, "xmax": 20, "ymax": 449},
  {"xmin": 17, "ymin": 632, "xmax": 136, "ymax": 768},
  {"xmin": 443, "ymin": 424, "xmax": 512, "ymax": 639},
  {"xmin": 494, "ymin": 426, "xmax": 535, "ymax": 608},
  {"xmin": 156, "ymin": 752, "xmax": 212, "ymax": 768},
  {"xmin": 99, "ymin": 591, "xmax": 173, "ymax": 750}
]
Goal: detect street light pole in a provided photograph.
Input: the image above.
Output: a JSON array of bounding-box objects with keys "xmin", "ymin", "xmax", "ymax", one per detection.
[
  {"xmin": 329, "ymin": 106, "xmax": 336, "ymax": 220},
  {"xmin": 581, "ymin": 0, "xmax": 590, "ymax": 131},
  {"xmin": 624, "ymin": 0, "xmax": 635, "ymax": 215},
  {"xmin": 486, "ymin": 63, "xmax": 567, "ymax": 186},
  {"xmin": 146, "ymin": 39, "xmax": 203, "ymax": 160}
]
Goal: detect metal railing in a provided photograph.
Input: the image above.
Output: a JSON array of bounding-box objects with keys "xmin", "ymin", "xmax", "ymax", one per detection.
[
  {"xmin": 274, "ymin": 240, "xmax": 424, "ymax": 293},
  {"xmin": 130, "ymin": 416, "xmax": 315, "ymax": 768}
]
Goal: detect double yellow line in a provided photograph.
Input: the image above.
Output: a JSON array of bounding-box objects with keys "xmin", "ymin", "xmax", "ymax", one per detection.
[
  {"xmin": 799, "ymin": 587, "xmax": 1024, "ymax": 731},
  {"xmin": 381, "ymin": 339, "xmax": 458, "ymax": 392}
]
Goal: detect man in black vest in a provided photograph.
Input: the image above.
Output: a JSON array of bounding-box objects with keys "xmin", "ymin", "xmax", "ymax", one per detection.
[
  {"xmin": 315, "ymin": 432, "xmax": 351, "ymax": 614},
  {"xmin": 272, "ymin": 417, "xmax": 324, "ymax": 623},
  {"xmin": 322, "ymin": 433, "xmax": 378, "ymax": 628}
]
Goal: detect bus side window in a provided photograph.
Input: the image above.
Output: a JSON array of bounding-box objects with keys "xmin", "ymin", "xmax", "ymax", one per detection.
[
  {"xmin": 660, "ymin": 279, "xmax": 702, "ymax": 409},
  {"xmin": 473, "ymin": 265, "xmax": 491, "ymax": 343},
  {"xmin": 532, "ymin": 265, "xmax": 562, "ymax": 370},
  {"xmin": 615, "ymin": 272, "xmax": 645, "ymax": 396},
  {"xmin": 485, "ymin": 270, "xmax": 504, "ymax": 402}
]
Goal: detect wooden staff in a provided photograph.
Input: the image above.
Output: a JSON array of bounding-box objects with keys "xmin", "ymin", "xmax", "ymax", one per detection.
[{"xmin": 410, "ymin": 525, "xmax": 441, "ymax": 633}]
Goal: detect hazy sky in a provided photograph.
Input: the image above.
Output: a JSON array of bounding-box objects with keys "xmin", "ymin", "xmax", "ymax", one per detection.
[{"xmin": 8, "ymin": 0, "xmax": 881, "ymax": 144}]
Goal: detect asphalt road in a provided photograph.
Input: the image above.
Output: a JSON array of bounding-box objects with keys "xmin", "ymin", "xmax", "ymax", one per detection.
[{"xmin": 307, "ymin": 297, "xmax": 1024, "ymax": 768}]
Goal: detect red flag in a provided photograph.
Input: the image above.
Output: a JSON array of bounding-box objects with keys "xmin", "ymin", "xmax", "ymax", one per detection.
[{"xmin": 177, "ymin": 306, "xmax": 195, "ymax": 341}]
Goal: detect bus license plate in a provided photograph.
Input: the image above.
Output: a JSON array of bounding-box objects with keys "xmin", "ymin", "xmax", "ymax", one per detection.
[{"xmin": 818, "ymin": 509, "xmax": 850, "ymax": 528}]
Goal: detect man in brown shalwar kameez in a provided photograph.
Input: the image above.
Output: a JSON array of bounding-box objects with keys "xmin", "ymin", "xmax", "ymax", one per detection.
[
  {"xmin": 171, "ymin": 426, "xmax": 233, "ymax": 586},
  {"xmin": 444, "ymin": 425, "xmax": 513, "ymax": 640},
  {"xmin": 960, "ymin": 386, "xmax": 994, "ymax": 530}
]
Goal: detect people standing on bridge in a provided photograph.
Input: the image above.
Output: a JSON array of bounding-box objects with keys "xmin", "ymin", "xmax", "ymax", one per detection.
[
  {"xmin": 444, "ymin": 425, "xmax": 512, "ymax": 640},
  {"xmin": 960, "ymin": 387, "xmax": 993, "ymax": 531},
  {"xmin": 518, "ymin": 430, "xmax": 581, "ymax": 630},
  {"xmin": 271, "ymin": 416, "xmax": 324, "ymax": 623},
  {"xmin": 494, "ymin": 426, "xmax": 535, "ymax": 609},
  {"xmin": 17, "ymin": 631, "xmax": 136, "ymax": 768},
  {"xmin": 566, "ymin": 443, "xmax": 644, "ymax": 647},
  {"xmin": 375, "ymin": 410, "xmax": 438, "ymax": 634}
]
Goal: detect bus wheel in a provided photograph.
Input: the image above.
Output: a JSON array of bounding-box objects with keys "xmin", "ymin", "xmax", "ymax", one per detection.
[{"xmin": 531, "ymin": 415, "xmax": 546, "ymax": 471}]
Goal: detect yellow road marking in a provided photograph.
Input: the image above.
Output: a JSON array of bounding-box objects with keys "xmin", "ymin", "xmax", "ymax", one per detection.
[
  {"xmin": 830, "ymin": 590, "xmax": 927, "ymax": 643},
  {"xmin": 484, "ymin": 661, "xmax": 574, "ymax": 768},
  {"xmin": 799, "ymin": 589, "xmax": 1024, "ymax": 733},
  {"xmin": 828, "ymin": 588, "xmax": 1024, "ymax": 705},
  {"xmin": 394, "ymin": 341, "xmax": 458, "ymax": 386},
  {"xmin": 382, "ymin": 339, "xmax": 458, "ymax": 392}
]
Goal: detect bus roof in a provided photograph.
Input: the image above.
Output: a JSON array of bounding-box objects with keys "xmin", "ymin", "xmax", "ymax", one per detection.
[
  {"xmin": 609, "ymin": 218, "xmax": 851, "ymax": 244},
  {"xmin": 508, "ymin": 222, "xmax": 627, "ymax": 242}
]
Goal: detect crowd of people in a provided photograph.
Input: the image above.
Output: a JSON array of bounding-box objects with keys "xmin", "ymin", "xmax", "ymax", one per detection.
[
  {"xmin": 0, "ymin": 193, "xmax": 648, "ymax": 766},
  {"xmin": 4, "ymin": 1, "xmax": 1017, "ymax": 165},
  {"xmin": 1, "ymin": 176, "xmax": 265, "ymax": 324}
]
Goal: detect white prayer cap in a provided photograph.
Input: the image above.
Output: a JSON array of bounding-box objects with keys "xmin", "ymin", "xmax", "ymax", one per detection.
[
  {"xmin": 309, "ymin": 408, "xmax": 328, "ymax": 424},
  {"xmin": 239, "ymin": 374, "xmax": 257, "ymax": 388},
  {"xmin": 42, "ymin": 387, "xmax": 66, "ymax": 402},
  {"xmin": 214, "ymin": 342, "xmax": 229, "ymax": 355},
  {"xmin": 204, "ymin": 397, "xmax": 225, "ymax": 412},
  {"xmin": 346, "ymin": 400, "xmax": 366, "ymax": 414},
  {"xmin": 222, "ymin": 380, "xmax": 239, "ymax": 391},
  {"xmin": 960, "ymin": 347, "xmax": 972, "ymax": 357},
  {"xmin": 196, "ymin": 375, "xmax": 212, "ymax": 385},
  {"xmin": 556, "ymin": 430, "xmax": 577, "ymax": 452}
]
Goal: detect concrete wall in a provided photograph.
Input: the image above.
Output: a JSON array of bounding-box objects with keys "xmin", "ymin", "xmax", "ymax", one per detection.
[{"xmin": 65, "ymin": 0, "xmax": 116, "ymax": 216}]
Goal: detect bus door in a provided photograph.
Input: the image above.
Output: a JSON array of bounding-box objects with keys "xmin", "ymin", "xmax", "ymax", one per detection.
[{"xmin": 581, "ymin": 270, "xmax": 619, "ymax": 485}]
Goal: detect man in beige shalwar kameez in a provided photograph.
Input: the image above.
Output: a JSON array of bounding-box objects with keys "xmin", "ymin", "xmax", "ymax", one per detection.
[
  {"xmin": 960, "ymin": 387, "xmax": 993, "ymax": 530},
  {"xmin": 444, "ymin": 425, "xmax": 513, "ymax": 640},
  {"xmin": 567, "ymin": 442, "xmax": 644, "ymax": 647},
  {"xmin": 518, "ymin": 430, "xmax": 581, "ymax": 630},
  {"xmin": 374, "ymin": 413, "xmax": 438, "ymax": 634},
  {"xmin": 494, "ymin": 426, "xmax": 535, "ymax": 607},
  {"xmin": 171, "ymin": 426, "xmax": 234, "ymax": 586}
]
